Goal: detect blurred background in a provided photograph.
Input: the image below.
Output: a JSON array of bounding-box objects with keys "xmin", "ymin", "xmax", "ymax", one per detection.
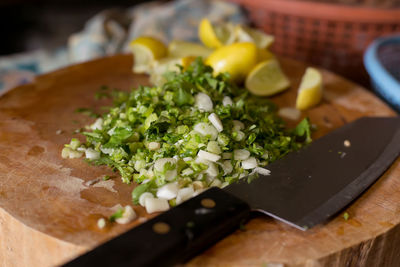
[
  {"xmin": 0, "ymin": 0, "xmax": 140, "ymax": 54},
  {"xmin": 0, "ymin": 0, "xmax": 399, "ymax": 109}
]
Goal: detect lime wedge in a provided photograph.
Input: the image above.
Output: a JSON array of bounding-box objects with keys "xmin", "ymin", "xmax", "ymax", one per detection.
[
  {"xmin": 245, "ymin": 59, "xmax": 290, "ymax": 96},
  {"xmin": 296, "ymin": 67, "xmax": 323, "ymax": 110}
]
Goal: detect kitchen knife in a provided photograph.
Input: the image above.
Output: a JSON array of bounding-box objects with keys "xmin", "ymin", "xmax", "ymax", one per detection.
[{"xmin": 64, "ymin": 116, "xmax": 400, "ymax": 267}]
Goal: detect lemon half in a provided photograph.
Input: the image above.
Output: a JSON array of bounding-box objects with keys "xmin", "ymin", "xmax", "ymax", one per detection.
[
  {"xmin": 245, "ymin": 59, "xmax": 290, "ymax": 96},
  {"xmin": 295, "ymin": 67, "xmax": 323, "ymax": 110},
  {"xmin": 129, "ymin": 36, "xmax": 167, "ymax": 73}
]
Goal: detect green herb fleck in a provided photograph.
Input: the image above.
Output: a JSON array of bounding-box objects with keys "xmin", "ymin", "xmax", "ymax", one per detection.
[{"xmin": 109, "ymin": 208, "xmax": 124, "ymax": 222}]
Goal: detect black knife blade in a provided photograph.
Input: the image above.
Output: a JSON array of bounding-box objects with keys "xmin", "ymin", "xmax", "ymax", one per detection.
[{"xmin": 63, "ymin": 116, "xmax": 400, "ymax": 267}]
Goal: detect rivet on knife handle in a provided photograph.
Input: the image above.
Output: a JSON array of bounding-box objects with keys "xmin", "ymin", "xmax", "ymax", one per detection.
[{"xmin": 63, "ymin": 187, "xmax": 250, "ymax": 267}]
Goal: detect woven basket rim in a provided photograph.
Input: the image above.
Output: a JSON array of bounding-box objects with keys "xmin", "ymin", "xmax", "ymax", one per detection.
[{"xmin": 229, "ymin": 0, "xmax": 400, "ymax": 22}]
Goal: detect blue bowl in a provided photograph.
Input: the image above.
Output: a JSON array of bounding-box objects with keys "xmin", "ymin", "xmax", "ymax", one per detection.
[{"xmin": 364, "ymin": 35, "xmax": 400, "ymax": 113}]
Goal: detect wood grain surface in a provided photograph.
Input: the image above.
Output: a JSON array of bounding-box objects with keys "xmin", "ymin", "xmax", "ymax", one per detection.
[{"xmin": 0, "ymin": 54, "xmax": 399, "ymax": 267}]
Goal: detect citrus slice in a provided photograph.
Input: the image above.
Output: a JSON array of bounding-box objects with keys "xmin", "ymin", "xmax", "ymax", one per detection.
[
  {"xmin": 168, "ymin": 40, "xmax": 213, "ymax": 58},
  {"xmin": 129, "ymin": 36, "xmax": 167, "ymax": 73},
  {"xmin": 150, "ymin": 57, "xmax": 196, "ymax": 86},
  {"xmin": 245, "ymin": 59, "xmax": 290, "ymax": 96},
  {"xmin": 206, "ymin": 42, "xmax": 258, "ymax": 83},
  {"xmin": 198, "ymin": 18, "xmax": 235, "ymax": 49},
  {"xmin": 295, "ymin": 67, "xmax": 323, "ymax": 110},
  {"xmin": 235, "ymin": 25, "xmax": 274, "ymax": 49}
]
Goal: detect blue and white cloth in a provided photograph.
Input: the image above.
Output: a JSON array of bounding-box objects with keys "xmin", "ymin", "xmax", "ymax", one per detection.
[{"xmin": 0, "ymin": 0, "xmax": 247, "ymax": 95}]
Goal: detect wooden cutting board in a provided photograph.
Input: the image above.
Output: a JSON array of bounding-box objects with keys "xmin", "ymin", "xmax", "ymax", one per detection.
[{"xmin": 0, "ymin": 54, "xmax": 399, "ymax": 267}]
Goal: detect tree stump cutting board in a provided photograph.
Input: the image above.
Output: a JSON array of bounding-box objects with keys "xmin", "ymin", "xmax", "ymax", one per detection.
[{"xmin": 0, "ymin": 54, "xmax": 399, "ymax": 267}]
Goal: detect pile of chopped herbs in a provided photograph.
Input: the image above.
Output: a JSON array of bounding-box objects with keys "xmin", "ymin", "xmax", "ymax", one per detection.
[{"xmin": 62, "ymin": 58, "xmax": 311, "ymax": 211}]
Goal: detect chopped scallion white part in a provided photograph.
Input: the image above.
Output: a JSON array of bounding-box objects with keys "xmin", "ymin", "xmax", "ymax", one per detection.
[
  {"xmin": 221, "ymin": 182, "xmax": 229, "ymax": 188},
  {"xmin": 145, "ymin": 198, "xmax": 170, "ymax": 213},
  {"xmin": 210, "ymin": 179, "xmax": 222, "ymax": 187},
  {"xmin": 69, "ymin": 150, "xmax": 83, "ymax": 158},
  {"xmin": 205, "ymin": 162, "xmax": 219, "ymax": 177},
  {"xmin": 147, "ymin": 169, "xmax": 155, "ymax": 178},
  {"xmin": 85, "ymin": 148, "xmax": 100, "ymax": 160},
  {"xmin": 90, "ymin": 118, "xmax": 103, "ymax": 130},
  {"xmin": 115, "ymin": 205, "xmax": 137, "ymax": 224},
  {"xmin": 195, "ymin": 92, "xmax": 213, "ymax": 112},
  {"xmin": 107, "ymin": 127, "xmax": 116, "ymax": 136},
  {"xmin": 254, "ymin": 167, "xmax": 271, "ymax": 176},
  {"xmin": 233, "ymin": 130, "xmax": 245, "ymax": 141},
  {"xmin": 181, "ymin": 168, "xmax": 194, "ymax": 176},
  {"xmin": 222, "ymin": 96, "xmax": 233, "ymax": 106},
  {"xmin": 241, "ymin": 157, "xmax": 257, "ymax": 169},
  {"xmin": 208, "ymin": 113, "xmax": 223, "ymax": 132},
  {"xmin": 156, "ymin": 182, "xmax": 179, "ymax": 200},
  {"xmin": 207, "ymin": 141, "xmax": 221, "ymax": 154},
  {"xmin": 76, "ymin": 147, "xmax": 86, "ymax": 152},
  {"xmin": 62, "ymin": 147, "xmax": 84, "ymax": 159},
  {"xmin": 222, "ymin": 160, "xmax": 233, "ymax": 175},
  {"xmin": 154, "ymin": 158, "xmax": 177, "ymax": 172},
  {"xmin": 134, "ymin": 159, "xmax": 146, "ymax": 172},
  {"xmin": 198, "ymin": 150, "xmax": 221, "ymax": 162},
  {"xmin": 197, "ymin": 143, "xmax": 206, "ymax": 148},
  {"xmin": 61, "ymin": 147, "xmax": 70, "ymax": 159},
  {"xmin": 69, "ymin": 138, "xmax": 81, "ymax": 150},
  {"xmin": 100, "ymin": 147, "xmax": 115, "ymax": 155},
  {"xmin": 232, "ymin": 120, "xmax": 245, "ymax": 131},
  {"xmin": 192, "ymin": 181, "xmax": 204, "ymax": 190},
  {"xmin": 148, "ymin": 142, "xmax": 161, "ymax": 151},
  {"xmin": 194, "ymin": 122, "xmax": 218, "ymax": 140},
  {"xmin": 139, "ymin": 192, "xmax": 154, "ymax": 207},
  {"xmin": 234, "ymin": 149, "xmax": 250, "ymax": 160},
  {"xmin": 97, "ymin": 218, "xmax": 106, "ymax": 229},
  {"xmin": 176, "ymin": 186, "xmax": 195, "ymax": 205}
]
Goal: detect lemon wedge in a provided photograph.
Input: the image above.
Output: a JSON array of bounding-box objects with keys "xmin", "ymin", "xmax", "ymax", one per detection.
[
  {"xmin": 295, "ymin": 67, "xmax": 323, "ymax": 110},
  {"xmin": 129, "ymin": 36, "xmax": 167, "ymax": 73},
  {"xmin": 206, "ymin": 42, "xmax": 258, "ymax": 83},
  {"xmin": 198, "ymin": 18, "xmax": 235, "ymax": 49},
  {"xmin": 245, "ymin": 59, "xmax": 290, "ymax": 96},
  {"xmin": 235, "ymin": 25, "xmax": 274, "ymax": 49},
  {"xmin": 168, "ymin": 40, "xmax": 213, "ymax": 58},
  {"xmin": 150, "ymin": 57, "xmax": 196, "ymax": 86}
]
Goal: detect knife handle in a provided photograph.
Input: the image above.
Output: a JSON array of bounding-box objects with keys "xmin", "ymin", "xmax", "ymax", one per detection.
[{"xmin": 63, "ymin": 187, "xmax": 250, "ymax": 267}]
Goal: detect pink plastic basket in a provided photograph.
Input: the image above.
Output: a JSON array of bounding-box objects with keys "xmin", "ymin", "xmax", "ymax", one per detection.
[{"xmin": 228, "ymin": 0, "xmax": 400, "ymax": 84}]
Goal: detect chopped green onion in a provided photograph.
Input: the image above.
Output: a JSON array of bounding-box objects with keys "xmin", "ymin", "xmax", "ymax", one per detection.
[{"xmin": 63, "ymin": 58, "xmax": 312, "ymax": 213}]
